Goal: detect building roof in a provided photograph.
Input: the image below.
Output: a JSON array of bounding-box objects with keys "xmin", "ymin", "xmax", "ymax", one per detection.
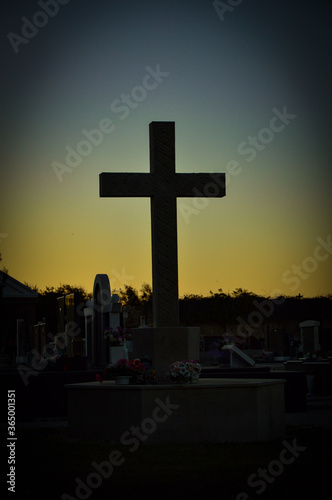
[{"xmin": 0, "ymin": 271, "xmax": 39, "ymax": 299}]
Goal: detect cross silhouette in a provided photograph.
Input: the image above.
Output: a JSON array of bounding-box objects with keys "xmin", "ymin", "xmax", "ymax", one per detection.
[{"xmin": 100, "ymin": 122, "xmax": 225, "ymax": 327}]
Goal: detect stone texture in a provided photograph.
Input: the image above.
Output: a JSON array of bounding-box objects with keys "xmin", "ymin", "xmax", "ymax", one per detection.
[
  {"xmin": 66, "ymin": 379, "xmax": 285, "ymax": 443},
  {"xmin": 132, "ymin": 326, "xmax": 200, "ymax": 380}
]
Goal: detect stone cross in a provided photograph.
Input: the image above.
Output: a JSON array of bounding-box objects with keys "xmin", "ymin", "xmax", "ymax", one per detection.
[{"xmin": 100, "ymin": 122, "xmax": 225, "ymax": 328}]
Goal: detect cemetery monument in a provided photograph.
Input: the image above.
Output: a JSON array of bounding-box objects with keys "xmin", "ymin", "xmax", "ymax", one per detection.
[
  {"xmin": 66, "ymin": 122, "xmax": 285, "ymax": 443},
  {"xmin": 100, "ymin": 121, "xmax": 225, "ymax": 378}
]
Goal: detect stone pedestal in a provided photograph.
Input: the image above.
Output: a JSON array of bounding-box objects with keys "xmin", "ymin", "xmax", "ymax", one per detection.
[
  {"xmin": 299, "ymin": 320, "xmax": 320, "ymax": 354},
  {"xmin": 303, "ymin": 361, "xmax": 332, "ymax": 395},
  {"xmin": 66, "ymin": 379, "xmax": 285, "ymax": 443},
  {"xmin": 109, "ymin": 346, "xmax": 127, "ymax": 363},
  {"xmin": 285, "ymin": 360, "xmax": 332, "ymax": 395},
  {"xmin": 132, "ymin": 327, "xmax": 200, "ymax": 380}
]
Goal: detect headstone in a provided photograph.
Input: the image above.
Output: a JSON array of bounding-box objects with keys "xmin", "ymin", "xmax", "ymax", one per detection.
[
  {"xmin": 64, "ymin": 294, "xmax": 75, "ymax": 356},
  {"xmin": 222, "ymin": 344, "xmax": 255, "ymax": 368},
  {"xmin": 91, "ymin": 274, "xmax": 112, "ymax": 367},
  {"xmin": 268, "ymin": 327, "xmax": 286, "ymax": 356},
  {"xmin": 55, "ymin": 294, "xmax": 85, "ymax": 358},
  {"xmin": 99, "ymin": 122, "xmax": 225, "ymax": 378},
  {"xmin": 84, "ymin": 275, "xmax": 123, "ymax": 368},
  {"xmin": 72, "ymin": 337, "xmax": 85, "ymax": 356},
  {"xmin": 109, "ymin": 294, "xmax": 122, "ymax": 329},
  {"xmin": 139, "ymin": 315, "xmax": 146, "ymax": 327},
  {"xmin": 54, "ymin": 333, "xmax": 66, "ymax": 356},
  {"xmin": 16, "ymin": 318, "xmax": 27, "ymax": 364},
  {"xmin": 33, "ymin": 322, "xmax": 46, "ymax": 356},
  {"xmin": 83, "ymin": 299, "xmax": 94, "ymax": 360},
  {"xmin": 54, "ymin": 296, "xmax": 66, "ymax": 355},
  {"xmin": 299, "ymin": 320, "xmax": 320, "ymax": 355},
  {"xmin": 56, "ymin": 296, "xmax": 65, "ymax": 334},
  {"xmin": 65, "ymin": 293, "xmax": 86, "ymax": 357}
]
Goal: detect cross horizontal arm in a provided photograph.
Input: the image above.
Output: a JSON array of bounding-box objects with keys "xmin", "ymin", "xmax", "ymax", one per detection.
[
  {"xmin": 100, "ymin": 172, "xmax": 226, "ymax": 199},
  {"xmin": 174, "ymin": 173, "xmax": 226, "ymax": 198},
  {"xmin": 100, "ymin": 173, "xmax": 154, "ymax": 197}
]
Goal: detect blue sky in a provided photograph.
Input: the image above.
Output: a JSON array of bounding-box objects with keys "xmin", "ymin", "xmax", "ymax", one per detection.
[{"xmin": 1, "ymin": 0, "xmax": 331, "ymax": 297}]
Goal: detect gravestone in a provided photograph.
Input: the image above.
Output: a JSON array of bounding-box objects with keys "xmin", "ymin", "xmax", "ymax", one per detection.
[
  {"xmin": 16, "ymin": 318, "xmax": 27, "ymax": 364},
  {"xmin": 299, "ymin": 320, "xmax": 320, "ymax": 355},
  {"xmin": 268, "ymin": 327, "xmax": 291, "ymax": 360},
  {"xmin": 33, "ymin": 322, "xmax": 46, "ymax": 356},
  {"xmin": 91, "ymin": 274, "xmax": 112, "ymax": 367},
  {"xmin": 84, "ymin": 274, "xmax": 123, "ymax": 368},
  {"xmin": 56, "ymin": 296, "xmax": 65, "ymax": 337},
  {"xmin": 64, "ymin": 294, "xmax": 76, "ymax": 357},
  {"xmin": 268, "ymin": 327, "xmax": 285, "ymax": 356},
  {"xmin": 83, "ymin": 300, "xmax": 94, "ymax": 362},
  {"xmin": 54, "ymin": 296, "xmax": 66, "ymax": 355},
  {"xmin": 109, "ymin": 294, "xmax": 122, "ymax": 329},
  {"xmin": 100, "ymin": 122, "xmax": 225, "ymax": 378},
  {"xmin": 54, "ymin": 294, "xmax": 87, "ymax": 369}
]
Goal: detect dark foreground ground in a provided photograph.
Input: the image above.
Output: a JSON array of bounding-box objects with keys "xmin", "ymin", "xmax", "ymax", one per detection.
[{"xmin": 3, "ymin": 404, "xmax": 332, "ymax": 500}]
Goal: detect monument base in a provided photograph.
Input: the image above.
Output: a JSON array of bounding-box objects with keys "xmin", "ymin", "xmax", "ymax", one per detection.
[
  {"xmin": 66, "ymin": 379, "xmax": 285, "ymax": 443},
  {"xmin": 132, "ymin": 327, "xmax": 200, "ymax": 380}
]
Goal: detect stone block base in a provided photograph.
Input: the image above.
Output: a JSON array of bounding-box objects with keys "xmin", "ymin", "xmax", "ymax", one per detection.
[
  {"xmin": 66, "ymin": 379, "xmax": 285, "ymax": 443},
  {"xmin": 132, "ymin": 327, "xmax": 200, "ymax": 380}
]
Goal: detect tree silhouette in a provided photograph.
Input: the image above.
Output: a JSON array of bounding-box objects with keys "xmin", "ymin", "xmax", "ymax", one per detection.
[{"xmin": 117, "ymin": 285, "xmax": 141, "ymax": 307}]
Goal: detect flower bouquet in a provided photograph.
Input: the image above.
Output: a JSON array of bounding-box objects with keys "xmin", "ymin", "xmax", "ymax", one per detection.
[
  {"xmin": 168, "ymin": 360, "xmax": 201, "ymax": 383},
  {"xmin": 99, "ymin": 358, "xmax": 146, "ymax": 384},
  {"xmin": 104, "ymin": 327, "xmax": 132, "ymax": 347},
  {"xmin": 127, "ymin": 358, "xmax": 146, "ymax": 377}
]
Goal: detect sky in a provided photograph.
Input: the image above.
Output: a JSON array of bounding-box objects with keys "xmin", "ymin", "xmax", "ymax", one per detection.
[{"xmin": 1, "ymin": 0, "xmax": 331, "ymax": 299}]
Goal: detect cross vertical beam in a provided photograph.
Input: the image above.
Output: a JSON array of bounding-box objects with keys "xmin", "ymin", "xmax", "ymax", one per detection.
[{"xmin": 149, "ymin": 122, "xmax": 179, "ymax": 327}]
